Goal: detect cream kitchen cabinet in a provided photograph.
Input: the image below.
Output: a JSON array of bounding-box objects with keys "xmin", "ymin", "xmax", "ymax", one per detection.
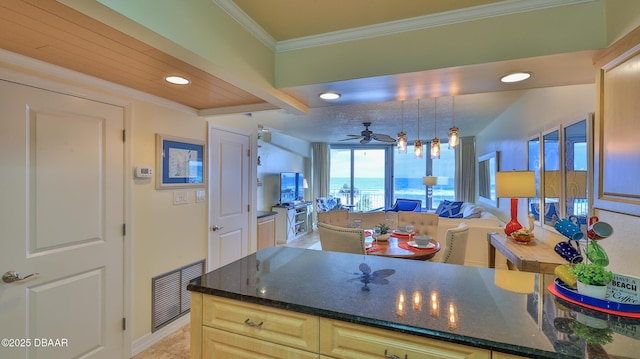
[
  {"xmin": 319, "ymin": 318, "xmax": 491, "ymax": 359},
  {"xmin": 191, "ymin": 293, "xmax": 319, "ymax": 359}
]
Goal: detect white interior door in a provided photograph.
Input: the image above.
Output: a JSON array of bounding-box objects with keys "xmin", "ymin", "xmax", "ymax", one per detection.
[
  {"xmin": 0, "ymin": 80, "xmax": 125, "ymax": 358},
  {"xmin": 208, "ymin": 126, "xmax": 250, "ymax": 270}
]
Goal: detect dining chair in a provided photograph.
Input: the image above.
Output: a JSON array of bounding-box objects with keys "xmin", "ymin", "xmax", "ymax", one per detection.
[
  {"xmin": 437, "ymin": 222, "xmax": 469, "ymax": 265},
  {"xmin": 317, "ymin": 222, "xmax": 366, "ymax": 254},
  {"xmin": 317, "ymin": 209, "xmax": 349, "ymax": 227}
]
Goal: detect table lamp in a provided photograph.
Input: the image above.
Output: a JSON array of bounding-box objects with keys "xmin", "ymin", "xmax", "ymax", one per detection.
[
  {"xmin": 423, "ymin": 176, "xmax": 438, "ymax": 208},
  {"xmin": 496, "ymin": 171, "xmax": 536, "ymax": 236}
]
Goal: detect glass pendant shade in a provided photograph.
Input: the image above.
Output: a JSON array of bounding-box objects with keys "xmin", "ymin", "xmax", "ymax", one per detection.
[
  {"xmin": 398, "ymin": 101, "xmax": 407, "ymax": 153},
  {"xmin": 431, "ymin": 138, "xmax": 440, "ymax": 159},
  {"xmin": 397, "ymin": 132, "xmax": 407, "ymax": 153},
  {"xmin": 414, "ymin": 139, "xmax": 423, "ymax": 158},
  {"xmin": 448, "ymin": 127, "xmax": 459, "ymax": 148}
]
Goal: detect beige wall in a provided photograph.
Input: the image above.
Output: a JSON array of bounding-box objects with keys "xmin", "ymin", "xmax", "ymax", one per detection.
[
  {"xmin": 476, "ymin": 83, "xmax": 640, "ymax": 278},
  {"xmin": 130, "ymin": 101, "xmax": 208, "ymax": 339}
]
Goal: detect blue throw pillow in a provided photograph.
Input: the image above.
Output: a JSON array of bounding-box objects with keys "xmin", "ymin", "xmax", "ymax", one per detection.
[{"xmin": 438, "ymin": 200, "xmax": 463, "ymax": 218}]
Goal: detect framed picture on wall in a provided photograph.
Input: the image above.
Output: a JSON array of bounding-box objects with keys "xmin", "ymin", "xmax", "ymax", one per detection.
[{"xmin": 156, "ymin": 134, "xmax": 206, "ymax": 189}]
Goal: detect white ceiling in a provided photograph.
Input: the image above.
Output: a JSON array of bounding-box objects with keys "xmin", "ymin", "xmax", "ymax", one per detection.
[{"xmin": 261, "ymin": 50, "xmax": 596, "ymax": 143}]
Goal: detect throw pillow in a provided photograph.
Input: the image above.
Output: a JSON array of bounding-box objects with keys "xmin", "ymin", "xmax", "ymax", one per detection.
[
  {"xmin": 435, "ymin": 200, "xmax": 446, "ymax": 216},
  {"xmin": 438, "ymin": 200, "xmax": 463, "ymax": 218},
  {"xmin": 463, "ymin": 204, "xmax": 483, "ymax": 219}
]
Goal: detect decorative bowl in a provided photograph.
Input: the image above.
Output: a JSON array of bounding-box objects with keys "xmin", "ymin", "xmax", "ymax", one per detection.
[
  {"xmin": 509, "ymin": 229, "xmax": 534, "ymax": 244},
  {"xmin": 413, "ymin": 235, "xmax": 432, "ymax": 246}
]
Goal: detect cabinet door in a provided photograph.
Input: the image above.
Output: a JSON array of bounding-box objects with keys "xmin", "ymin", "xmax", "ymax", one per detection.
[
  {"xmin": 202, "ymin": 296, "xmax": 319, "ymax": 352},
  {"xmin": 320, "ymin": 319, "xmax": 490, "ymax": 359},
  {"xmin": 257, "ymin": 215, "xmax": 276, "ymax": 249},
  {"xmin": 203, "ymin": 327, "xmax": 319, "ymax": 358}
]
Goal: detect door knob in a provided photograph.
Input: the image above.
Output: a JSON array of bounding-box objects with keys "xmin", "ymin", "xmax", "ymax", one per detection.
[
  {"xmin": 210, "ymin": 225, "xmax": 224, "ymax": 231},
  {"xmin": 2, "ymin": 271, "xmax": 39, "ymax": 283}
]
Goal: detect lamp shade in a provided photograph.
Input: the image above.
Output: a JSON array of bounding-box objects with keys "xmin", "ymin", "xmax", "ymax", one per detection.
[
  {"xmin": 423, "ymin": 176, "xmax": 438, "ymax": 186},
  {"xmin": 496, "ymin": 171, "xmax": 536, "ymax": 198},
  {"xmin": 303, "ymin": 178, "xmax": 309, "ymax": 189}
]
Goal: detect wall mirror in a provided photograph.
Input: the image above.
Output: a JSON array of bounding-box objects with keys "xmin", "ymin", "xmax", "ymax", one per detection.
[
  {"xmin": 478, "ymin": 151, "xmax": 498, "ymax": 207},
  {"xmin": 564, "ymin": 118, "xmax": 590, "ymax": 225},
  {"xmin": 527, "ymin": 136, "xmax": 541, "ymax": 223},
  {"xmin": 542, "ymin": 129, "xmax": 560, "ymax": 227}
]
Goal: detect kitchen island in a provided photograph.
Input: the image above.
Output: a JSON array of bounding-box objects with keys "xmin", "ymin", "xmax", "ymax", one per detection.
[{"xmin": 188, "ymin": 247, "xmax": 639, "ymax": 358}]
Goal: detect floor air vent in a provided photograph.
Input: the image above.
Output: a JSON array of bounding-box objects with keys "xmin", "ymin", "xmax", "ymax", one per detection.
[{"xmin": 152, "ymin": 259, "xmax": 205, "ymax": 332}]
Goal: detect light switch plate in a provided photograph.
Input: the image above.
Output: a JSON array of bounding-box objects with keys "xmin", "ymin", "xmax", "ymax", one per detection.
[
  {"xmin": 173, "ymin": 191, "xmax": 188, "ymax": 205},
  {"xmin": 196, "ymin": 190, "xmax": 206, "ymax": 203}
]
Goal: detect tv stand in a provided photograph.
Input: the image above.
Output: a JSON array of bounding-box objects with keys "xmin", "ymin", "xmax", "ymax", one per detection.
[{"xmin": 272, "ymin": 202, "xmax": 312, "ymax": 244}]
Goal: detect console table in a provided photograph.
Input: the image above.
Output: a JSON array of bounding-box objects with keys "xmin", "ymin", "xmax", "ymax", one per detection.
[{"xmin": 487, "ymin": 232, "xmax": 566, "ymax": 274}]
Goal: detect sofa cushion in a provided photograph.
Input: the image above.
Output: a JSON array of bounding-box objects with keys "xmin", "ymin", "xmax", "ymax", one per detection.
[
  {"xmin": 438, "ymin": 200, "xmax": 464, "ymax": 218},
  {"xmin": 316, "ymin": 197, "xmax": 344, "ymax": 212},
  {"xmin": 462, "ymin": 203, "xmax": 483, "ymax": 219}
]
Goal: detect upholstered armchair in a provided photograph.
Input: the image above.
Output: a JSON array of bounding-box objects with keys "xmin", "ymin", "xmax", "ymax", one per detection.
[
  {"xmin": 316, "ymin": 209, "xmax": 349, "ymax": 227},
  {"xmin": 397, "ymin": 212, "xmax": 438, "ymax": 236},
  {"xmin": 386, "ymin": 198, "xmax": 422, "ymax": 212},
  {"xmin": 437, "ymin": 223, "xmax": 469, "ymax": 265},
  {"xmin": 317, "ymin": 222, "xmax": 366, "ymax": 254}
]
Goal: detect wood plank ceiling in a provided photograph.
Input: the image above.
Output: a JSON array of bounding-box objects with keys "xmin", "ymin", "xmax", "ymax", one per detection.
[{"xmin": 0, "ymin": 0, "xmax": 266, "ymax": 110}]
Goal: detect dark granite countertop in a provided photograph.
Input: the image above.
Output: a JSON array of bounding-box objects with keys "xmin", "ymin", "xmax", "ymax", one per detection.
[
  {"xmin": 188, "ymin": 247, "xmax": 640, "ymax": 358},
  {"xmin": 256, "ymin": 210, "xmax": 277, "ymax": 218}
]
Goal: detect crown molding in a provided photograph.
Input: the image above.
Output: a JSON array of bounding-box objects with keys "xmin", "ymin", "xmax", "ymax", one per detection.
[
  {"xmin": 212, "ymin": 0, "xmax": 277, "ymax": 50},
  {"xmin": 278, "ymin": 0, "xmax": 595, "ymax": 52},
  {"xmin": 214, "ymin": 0, "xmax": 595, "ymax": 53}
]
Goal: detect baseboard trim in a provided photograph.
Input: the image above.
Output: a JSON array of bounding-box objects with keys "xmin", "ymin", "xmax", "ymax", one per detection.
[{"xmin": 131, "ymin": 315, "xmax": 190, "ymax": 357}]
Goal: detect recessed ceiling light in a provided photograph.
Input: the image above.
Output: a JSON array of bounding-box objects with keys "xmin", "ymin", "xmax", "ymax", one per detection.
[
  {"xmin": 319, "ymin": 92, "xmax": 341, "ymax": 100},
  {"xmin": 500, "ymin": 72, "xmax": 532, "ymax": 83},
  {"xmin": 165, "ymin": 75, "xmax": 191, "ymax": 85}
]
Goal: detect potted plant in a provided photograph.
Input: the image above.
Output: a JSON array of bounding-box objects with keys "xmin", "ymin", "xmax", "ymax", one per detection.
[
  {"xmin": 568, "ymin": 262, "xmax": 613, "ymax": 299},
  {"xmin": 377, "ymin": 223, "xmax": 391, "ymax": 241}
]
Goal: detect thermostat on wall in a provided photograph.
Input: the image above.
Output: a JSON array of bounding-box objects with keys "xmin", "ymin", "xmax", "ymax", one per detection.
[{"xmin": 134, "ymin": 166, "xmax": 153, "ymax": 178}]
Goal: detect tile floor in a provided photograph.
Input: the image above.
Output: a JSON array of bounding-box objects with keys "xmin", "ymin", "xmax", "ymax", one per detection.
[{"xmin": 132, "ymin": 231, "xmax": 320, "ymax": 359}]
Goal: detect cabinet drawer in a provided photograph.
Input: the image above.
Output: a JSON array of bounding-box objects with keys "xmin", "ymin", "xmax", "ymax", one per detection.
[
  {"xmin": 320, "ymin": 318, "xmax": 490, "ymax": 359},
  {"xmin": 202, "ymin": 296, "xmax": 319, "ymax": 352},
  {"xmin": 203, "ymin": 327, "xmax": 319, "ymax": 359}
]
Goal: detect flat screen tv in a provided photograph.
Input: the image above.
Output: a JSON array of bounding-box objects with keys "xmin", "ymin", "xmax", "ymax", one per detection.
[{"xmin": 280, "ymin": 172, "xmax": 304, "ymax": 204}]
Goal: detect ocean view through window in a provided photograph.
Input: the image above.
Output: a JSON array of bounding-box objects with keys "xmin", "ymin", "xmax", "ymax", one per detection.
[{"xmin": 330, "ymin": 144, "xmax": 455, "ymax": 212}]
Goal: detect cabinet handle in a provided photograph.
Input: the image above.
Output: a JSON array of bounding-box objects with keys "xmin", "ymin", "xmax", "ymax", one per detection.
[
  {"xmin": 244, "ymin": 318, "xmax": 263, "ymax": 328},
  {"xmin": 384, "ymin": 349, "xmax": 407, "ymax": 359}
]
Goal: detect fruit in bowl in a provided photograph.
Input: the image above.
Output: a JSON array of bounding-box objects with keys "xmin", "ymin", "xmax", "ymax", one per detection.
[{"xmin": 509, "ymin": 228, "xmax": 534, "ymax": 244}]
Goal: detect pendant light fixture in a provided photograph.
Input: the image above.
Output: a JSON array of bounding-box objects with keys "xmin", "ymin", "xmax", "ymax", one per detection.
[
  {"xmin": 397, "ymin": 101, "xmax": 407, "ymax": 153},
  {"xmin": 431, "ymin": 98, "xmax": 441, "ymax": 159},
  {"xmin": 414, "ymin": 99, "xmax": 423, "ymax": 159},
  {"xmin": 448, "ymin": 96, "xmax": 459, "ymax": 149}
]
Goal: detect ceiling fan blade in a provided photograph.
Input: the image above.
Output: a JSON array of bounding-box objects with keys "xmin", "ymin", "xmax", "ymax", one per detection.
[
  {"xmin": 339, "ymin": 137, "xmax": 362, "ymax": 141},
  {"xmin": 372, "ymin": 134, "xmax": 397, "ymax": 143},
  {"xmin": 360, "ymin": 138, "xmax": 371, "ymax": 144}
]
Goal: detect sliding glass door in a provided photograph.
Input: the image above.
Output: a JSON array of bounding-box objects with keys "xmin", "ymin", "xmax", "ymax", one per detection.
[
  {"xmin": 329, "ymin": 146, "xmax": 390, "ymax": 211},
  {"xmin": 330, "ymin": 142, "xmax": 456, "ymax": 212}
]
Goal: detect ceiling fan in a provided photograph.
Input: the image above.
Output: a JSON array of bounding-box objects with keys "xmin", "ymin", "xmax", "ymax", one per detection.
[{"xmin": 340, "ymin": 122, "xmax": 396, "ymax": 144}]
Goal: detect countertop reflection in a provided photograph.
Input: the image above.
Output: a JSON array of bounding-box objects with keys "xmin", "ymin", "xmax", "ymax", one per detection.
[{"xmin": 188, "ymin": 247, "xmax": 640, "ymax": 358}]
